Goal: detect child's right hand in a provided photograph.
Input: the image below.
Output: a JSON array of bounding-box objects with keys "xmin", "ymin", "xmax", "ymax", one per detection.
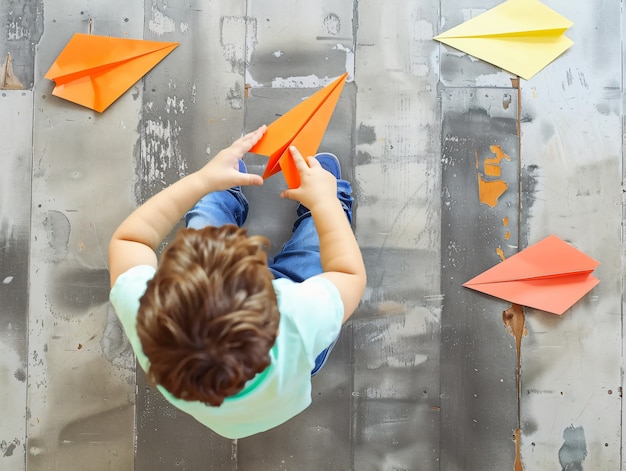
[
  {"xmin": 282, "ymin": 146, "xmax": 366, "ymax": 323},
  {"xmin": 280, "ymin": 146, "xmax": 338, "ymax": 210}
]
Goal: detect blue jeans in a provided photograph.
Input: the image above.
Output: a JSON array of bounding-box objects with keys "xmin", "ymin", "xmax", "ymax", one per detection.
[{"xmin": 184, "ymin": 159, "xmax": 354, "ymax": 376}]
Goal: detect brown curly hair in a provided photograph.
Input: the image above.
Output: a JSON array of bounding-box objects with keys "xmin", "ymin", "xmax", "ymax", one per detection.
[{"xmin": 137, "ymin": 224, "xmax": 279, "ymax": 406}]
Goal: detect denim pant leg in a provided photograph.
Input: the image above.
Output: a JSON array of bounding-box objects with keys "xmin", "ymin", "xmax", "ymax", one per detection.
[
  {"xmin": 185, "ymin": 187, "xmax": 249, "ymax": 229},
  {"xmin": 269, "ymin": 177, "xmax": 354, "ymax": 376},
  {"xmin": 269, "ymin": 178, "xmax": 353, "ymax": 281}
]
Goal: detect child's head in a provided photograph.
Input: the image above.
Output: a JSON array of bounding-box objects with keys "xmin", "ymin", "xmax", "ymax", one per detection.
[{"xmin": 137, "ymin": 224, "xmax": 279, "ymax": 406}]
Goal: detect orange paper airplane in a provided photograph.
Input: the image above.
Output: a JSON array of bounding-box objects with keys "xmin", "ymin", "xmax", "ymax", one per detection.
[
  {"xmin": 45, "ymin": 33, "xmax": 179, "ymax": 112},
  {"xmin": 463, "ymin": 235, "xmax": 599, "ymax": 315},
  {"xmin": 249, "ymin": 73, "xmax": 348, "ymax": 188}
]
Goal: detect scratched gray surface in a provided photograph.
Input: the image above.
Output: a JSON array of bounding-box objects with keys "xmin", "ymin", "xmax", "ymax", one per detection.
[
  {"xmin": 0, "ymin": 90, "xmax": 32, "ymax": 470},
  {"xmin": 440, "ymin": 89, "xmax": 519, "ymax": 470},
  {"xmin": 0, "ymin": 0, "xmax": 623, "ymax": 470},
  {"xmin": 26, "ymin": 1, "xmax": 142, "ymax": 469},
  {"xmin": 516, "ymin": 1, "xmax": 623, "ymax": 469}
]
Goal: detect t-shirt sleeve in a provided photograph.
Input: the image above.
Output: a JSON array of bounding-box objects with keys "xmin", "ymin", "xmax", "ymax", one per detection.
[
  {"xmin": 109, "ymin": 265, "xmax": 157, "ymax": 371},
  {"xmin": 274, "ymin": 275, "xmax": 344, "ymax": 359}
]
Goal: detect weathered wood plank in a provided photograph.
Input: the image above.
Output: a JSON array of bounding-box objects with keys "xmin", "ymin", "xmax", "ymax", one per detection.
[
  {"xmin": 0, "ymin": 90, "xmax": 32, "ymax": 471},
  {"xmin": 440, "ymin": 88, "xmax": 520, "ymax": 470},
  {"xmin": 353, "ymin": 0, "xmax": 442, "ymax": 469},
  {"xmin": 438, "ymin": 0, "xmax": 516, "ymax": 88},
  {"xmin": 133, "ymin": 1, "xmax": 247, "ymax": 469},
  {"xmin": 237, "ymin": 1, "xmax": 355, "ymax": 469},
  {"xmin": 518, "ymin": 1, "xmax": 622, "ymax": 469},
  {"xmin": 27, "ymin": 1, "xmax": 144, "ymax": 469},
  {"xmin": 0, "ymin": 1, "xmax": 43, "ymax": 89}
]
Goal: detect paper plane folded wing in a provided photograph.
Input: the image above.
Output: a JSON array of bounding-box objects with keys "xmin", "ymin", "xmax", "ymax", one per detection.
[
  {"xmin": 249, "ymin": 73, "xmax": 348, "ymax": 188},
  {"xmin": 463, "ymin": 235, "xmax": 599, "ymax": 315},
  {"xmin": 433, "ymin": 0, "xmax": 573, "ymax": 80},
  {"xmin": 45, "ymin": 33, "xmax": 179, "ymax": 112}
]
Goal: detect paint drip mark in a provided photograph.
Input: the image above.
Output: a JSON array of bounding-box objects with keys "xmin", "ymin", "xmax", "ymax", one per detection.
[
  {"xmin": 220, "ymin": 16, "xmax": 258, "ymax": 75},
  {"xmin": 502, "ymin": 303, "xmax": 526, "ymax": 471},
  {"xmin": 227, "ymin": 82, "xmax": 243, "ymax": 109},
  {"xmin": 503, "ymin": 92, "xmax": 512, "ymax": 110},
  {"xmin": 477, "ymin": 145, "xmax": 511, "ymax": 207},
  {"xmin": 502, "ymin": 304, "xmax": 526, "ymax": 402},
  {"xmin": 14, "ymin": 368, "xmax": 26, "ymax": 382},
  {"xmin": 496, "ymin": 246, "xmax": 506, "ymax": 261},
  {"xmin": 496, "ymin": 217, "xmax": 511, "ymax": 262},
  {"xmin": 513, "ymin": 429, "xmax": 523, "ymax": 471},
  {"xmin": 0, "ymin": 53, "xmax": 24, "ymax": 90},
  {"xmin": 1, "ymin": 439, "xmax": 20, "ymax": 457},
  {"xmin": 149, "ymin": 0, "xmax": 176, "ymax": 35},
  {"xmin": 558, "ymin": 426, "xmax": 587, "ymax": 471},
  {"xmin": 322, "ymin": 14, "xmax": 341, "ymax": 36}
]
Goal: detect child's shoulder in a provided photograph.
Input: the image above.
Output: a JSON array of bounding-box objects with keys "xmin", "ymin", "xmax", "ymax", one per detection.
[
  {"xmin": 272, "ymin": 276, "xmax": 342, "ymax": 315},
  {"xmin": 112, "ymin": 265, "xmax": 157, "ymax": 290},
  {"xmin": 272, "ymin": 275, "xmax": 337, "ymax": 296}
]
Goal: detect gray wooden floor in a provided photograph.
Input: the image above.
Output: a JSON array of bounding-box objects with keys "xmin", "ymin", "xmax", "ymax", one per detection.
[{"xmin": 1, "ymin": 0, "xmax": 623, "ymax": 470}]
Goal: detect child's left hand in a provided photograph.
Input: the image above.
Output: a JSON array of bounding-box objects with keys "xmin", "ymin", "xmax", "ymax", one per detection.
[{"xmin": 200, "ymin": 125, "xmax": 266, "ymax": 191}]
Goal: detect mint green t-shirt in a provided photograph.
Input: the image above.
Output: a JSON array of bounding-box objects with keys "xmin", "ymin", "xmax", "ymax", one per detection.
[{"xmin": 109, "ymin": 265, "xmax": 343, "ymax": 439}]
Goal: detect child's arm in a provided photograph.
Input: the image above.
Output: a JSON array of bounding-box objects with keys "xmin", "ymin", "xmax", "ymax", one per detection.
[
  {"xmin": 109, "ymin": 125, "xmax": 266, "ymax": 287},
  {"xmin": 280, "ymin": 146, "xmax": 367, "ymax": 323}
]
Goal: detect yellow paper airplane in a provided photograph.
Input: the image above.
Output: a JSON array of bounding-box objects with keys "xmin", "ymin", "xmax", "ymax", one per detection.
[{"xmin": 434, "ymin": 0, "xmax": 573, "ymax": 80}]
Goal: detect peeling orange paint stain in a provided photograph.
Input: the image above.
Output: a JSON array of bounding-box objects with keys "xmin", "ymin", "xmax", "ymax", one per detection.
[
  {"xmin": 503, "ymin": 304, "xmax": 526, "ymax": 471},
  {"xmin": 478, "ymin": 174, "xmax": 508, "ymax": 207},
  {"xmin": 514, "ymin": 429, "xmax": 524, "ymax": 471},
  {"xmin": 496, "ymin": 246, "xmax": 506, "ymax": 261},
  {"xmin": 477, "ymin": 145, "xmax": 511, "ymax": 207},
  {"xmin": 484, "ymin": 145, "xmax": 511, "ymax": 176},
  {"xmin": 502, "ymin": 304, "xmax": 526, "ymax": 399},
  {"xmin": 502, "ymin": 217, "xmax": 511, "ymax": 241}
]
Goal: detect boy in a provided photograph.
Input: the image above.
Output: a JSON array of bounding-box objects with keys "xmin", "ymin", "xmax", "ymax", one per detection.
[{"xmin": 109, "ymin": 125, "xmax": 366, "ymax": 439}]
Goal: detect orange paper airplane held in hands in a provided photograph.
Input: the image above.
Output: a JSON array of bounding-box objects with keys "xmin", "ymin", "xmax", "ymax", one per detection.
[
  {"xmin": 249, "ymin": 73, "xmax": 348, "ymax": 188},
  {"xmin": 463, "ymin": 235, "xmax": 600, "ymax": 315},
  {"xmin": 45, "ymin": 33, "xmax": 179, "ymax": 112}
]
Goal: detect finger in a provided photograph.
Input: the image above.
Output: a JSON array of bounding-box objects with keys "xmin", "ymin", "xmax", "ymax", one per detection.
[
  {"xmin": 308, "ymin": 155, "xmax": 322, "ymax": 168},
  {"xmin": 241, "ymin": 124, "xmax": 266, "ymax": 140},
  {"xmin": 249, "ymin": 124, "xmax": 266, "ymax": 141},
  {"xmin": 247, "ymin": 124, "xmax": 266, "ymax": 143},
  {"xmin": 288, "ymin": 146, "xmax": 310, "ymax": 172},
  {"xmin": 232, "ymin": 170, "xmax": 264, "ymax": 187},
  {"xmin": 280, "ymin": 188, "xmax": 298, "ymax": 201},
  {"xmin": 241, "ymin": 173, "xmax": 264, "ymax": 187},
  {"xmin": 233, "ymin": 125, "xmax": 267, "ymax": 152}
]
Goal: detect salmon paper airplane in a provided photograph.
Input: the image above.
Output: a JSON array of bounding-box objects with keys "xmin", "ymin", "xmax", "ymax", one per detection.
[
  {"xmin": 45, "ymin": 33, "xmax": 179, "ymax": 112},
  {"xmin": 433, "ymin": 0, "xmax": 573, "ymax": 80},
  {"xmin": 249, "ymin": 73, "xmax": 348, "ymax": 188},
  {"xmin": 463, "ymin": 235, "xmax": 599, "ymax": 315}
]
